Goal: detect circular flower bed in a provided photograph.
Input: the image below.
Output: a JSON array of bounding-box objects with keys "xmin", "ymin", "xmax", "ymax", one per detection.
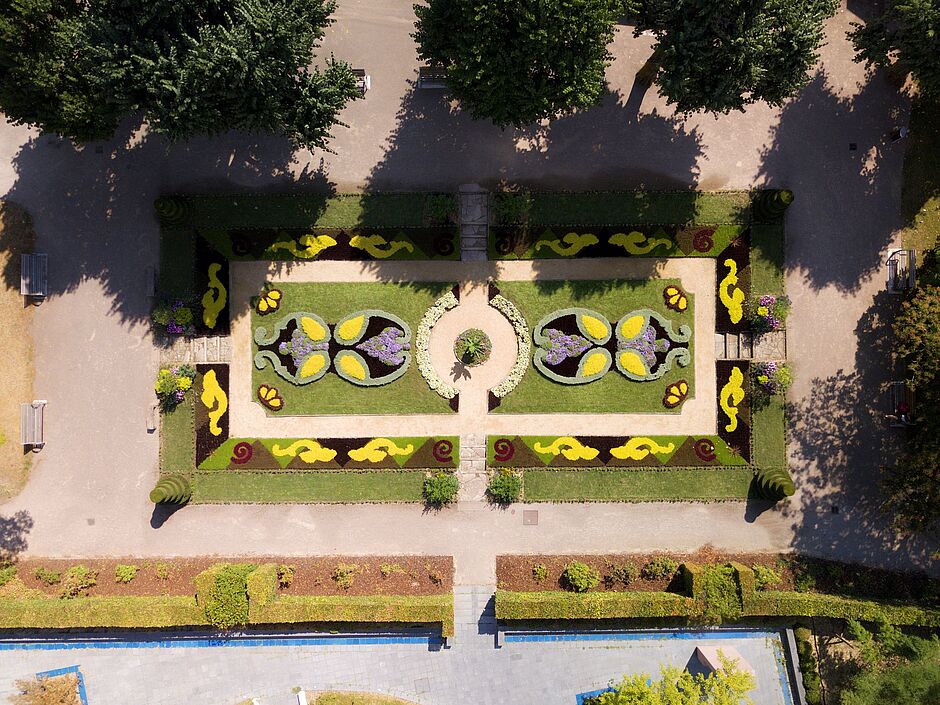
[{"xmin": 454, "ymin": 328, "xmax": 492, "ymax": 366}]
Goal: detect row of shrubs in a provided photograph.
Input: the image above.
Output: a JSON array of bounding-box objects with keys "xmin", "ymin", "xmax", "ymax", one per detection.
[{"xmin": 534, "ymin": 557, "xmax": 681, "ymax": 593}]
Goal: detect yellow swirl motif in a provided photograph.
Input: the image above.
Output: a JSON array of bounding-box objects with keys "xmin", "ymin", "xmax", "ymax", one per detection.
[
  {"xmin": 268, "ymin": 234, "xmax": 337, "ymax": 259},
  {"xmin": 348, "ymin": 438, "xmax": 415, "ymax": 463},
  {"xmin": 719, "ymin": 259, "xmax": 745, "ymax": 324},
  {"xmin": 200, "ymin": 369, "xmax": 228, "ymax": 437},
  {"xmin": 610, "ymin": 437, "xmax": 676, "ymax": 460},
  {"xmin": 201, "ymin": 263, "xmax": 227, "ymax": 329},
  {"xmin": 720, "ymin": 366, "xmax": 746, "ymax": 432},
  {"xmin": 271, "ymin": 440, "xmax": 338, "ymax": 464},
  {"xmin": 534, "ymin": 232, "xmax": 599, "ymax": 256},
  {"xmin": 533, "ymin": 436, "xmax": 600, "ymax": 461},
  {"xmin": 609, "ymin": 231, "xmax": 672, "ymax": 255},
  {"xmin": 349, "ymin": 234, "xmax": 414, "ymax": 259}
]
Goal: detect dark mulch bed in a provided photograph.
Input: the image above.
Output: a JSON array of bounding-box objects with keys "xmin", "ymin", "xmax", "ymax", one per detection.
[
  {"xmin": 497, "ymin": 548, "xmax": 939, "ymax": 605},
  {"xmin": 8, "ymin": 556, "xmax": 453, "ymax": 598}
]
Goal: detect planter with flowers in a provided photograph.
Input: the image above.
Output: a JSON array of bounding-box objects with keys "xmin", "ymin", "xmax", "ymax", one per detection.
[
  {"xmin": 155, "ymin": 365, "xmax": 197, "ymax": 411},
  {"xmin": 750, "ymin": 294, "xmax": 790, "ymax": 333},
  {"xmin": 152, "ymin": 300, "xmax": 196, "ymax": 336},
  {"xmin": 751, "ymin": 361, "xmax": 791, "ymax": 408}
]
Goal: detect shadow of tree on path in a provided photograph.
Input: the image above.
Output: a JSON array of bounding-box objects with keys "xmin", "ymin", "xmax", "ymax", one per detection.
[{"xmin": 0, "ymin": 510, "xmax": 33, "ymax": 560}]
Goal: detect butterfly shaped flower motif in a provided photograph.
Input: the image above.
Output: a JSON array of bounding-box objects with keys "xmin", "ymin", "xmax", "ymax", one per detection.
[
  {"xmin": 257, "ymin": 384, "xmax": 284, "ymax": 411},
  {"xmin": 662, "ymin": 380, "xmax": 689, "ymax": 409},
  {"xmin": 256, "ymin": 288, "xmax": 282, "ymax": 315},
  {"xmin": 663, "ymin": 285, "xmax": 688, "ymax": 313}
]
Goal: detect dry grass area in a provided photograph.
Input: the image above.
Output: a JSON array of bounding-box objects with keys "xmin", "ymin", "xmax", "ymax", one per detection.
[
  {"xmin": 0, "ymin": 200, "xmax": 35, "ymax": 500},
  {"xmin": 11, "ymin": 673, "xmax": 80, "ymax": 705},
  {"xmin": 313, "ymin": 693, "xmax": 418, "ymax": 705}
]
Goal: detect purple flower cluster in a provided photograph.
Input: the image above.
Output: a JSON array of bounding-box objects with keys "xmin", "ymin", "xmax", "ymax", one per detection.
[
  {"xmin": 167, "ymin": 322, "xmax": 184, "ymax": 334},
  {"xmin": 752, "ymin": 361, "xmax": 791, "ymax": 395},
  {"xmin": 543, "ymin": 329, "xmax": 591, "ymax": 366},
  {"xmin": 752, "ymin": 294, "xmax": 790, "ymax": 333},
  {"xmin": 357, "ymin": 327, "xmax": 410, "ymax": 366},
  {"xmin": 619, "ymin": 325, "xmax": 669, "ymax": 366},
  {"xmin": 279, "ymin": 329, "xmax": 328, "ymax": 367}
]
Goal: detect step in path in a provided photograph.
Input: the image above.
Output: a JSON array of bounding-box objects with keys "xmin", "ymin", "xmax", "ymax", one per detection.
[
  {"xmin": 160, "ymin": 335, "xmax": 231, "ymax": 365},
  {"xmin": 453, "ymin": 584, "xmax": 499, "ymax": 649},
  {"xmin": 714, "ymin": 330, "xmax": 787, "ymax": 361},
  {"xmin": 459, "ymin": 184, "xmax": 488, "ymax": 262}
]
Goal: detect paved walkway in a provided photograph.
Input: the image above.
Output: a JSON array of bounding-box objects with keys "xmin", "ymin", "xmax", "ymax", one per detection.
[{"xmin": 0, "ymin": 0, "xmax": 936, "ymax": 579}]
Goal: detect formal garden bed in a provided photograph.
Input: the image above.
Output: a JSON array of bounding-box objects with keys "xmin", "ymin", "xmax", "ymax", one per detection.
[{"xmin": 0, "ymin": 557, "xmax": 454, "ymax": 635}]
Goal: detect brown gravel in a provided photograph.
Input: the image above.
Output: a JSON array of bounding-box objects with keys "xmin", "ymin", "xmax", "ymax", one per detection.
[{"xmin": 7, "ymin": 556, "xmax": 453, "ymax": 598}]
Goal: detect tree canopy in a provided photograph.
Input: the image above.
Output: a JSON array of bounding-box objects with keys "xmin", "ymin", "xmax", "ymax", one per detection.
[
  {"xmin": 412, "ymin": 0, "xmax": 618, "ymax": 127},
  {"xmin": 0, "ymin": 0, "xmax": 359, "ymax": 149},
  {"xmin": 849, "ymin": 0, "xmax": 940, "ymax": 99},
  {"xmin": 636, "ymin": 0, "xmax": 838, "ymax": 114}
]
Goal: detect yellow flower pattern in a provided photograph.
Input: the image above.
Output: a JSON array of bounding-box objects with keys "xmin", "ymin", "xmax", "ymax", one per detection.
[
  {"xmin": 610, "ymin": 437, "xmax": 676, "ymax": 461},
  {"xmin": 200, "ymin": 369, "xmax": 228, "ymax": 437},
  {"xmin": 534, "ymin": 232, "xmax": 599, "ymax": 256},
  {"xmin": 533, "ymin": 436, "xmax": 600, "ymax": 461},
  {"xmin": 256, "ymin": 288, "xmax": 282, "ymax": 315},
  {"xmin": 348, "ymin": 438, "xmax": 415, "ymax": 463},
  {"xmin": 719, "ymin": 366, "xmax": 746, "ymax": 432},
  {"xmin": 201, "ymin": 263, "xmax": 227, "ymax": 329},
  {"xmin": 271, "ymin": 440, "xmax": 338, "ymax": 464},
  {"xmin": 718, "ymin": 259, "xmax": 745, "ymax": 324}
]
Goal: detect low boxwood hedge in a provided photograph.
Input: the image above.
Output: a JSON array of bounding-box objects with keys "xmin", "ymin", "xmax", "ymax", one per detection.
[
  {"xmin": 0, "ymin": 595, "xmax": 207, "ymax": 629},
  {"xmin": 495, "ymin": 590, "xmax": 699, "ymax": 621},
  {"xmin": 742, "ymin": 591, "xmax": 940, "ymax": 626}
]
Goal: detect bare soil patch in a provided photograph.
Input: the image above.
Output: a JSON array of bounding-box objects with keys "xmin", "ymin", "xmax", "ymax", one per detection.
[
  {"xmin": 7, "ymin": 555, "xmax": 453, "ymax": 598},
  {"xmin": 0, "ymin": 201, "xmax": 34, "ymax": 501}
]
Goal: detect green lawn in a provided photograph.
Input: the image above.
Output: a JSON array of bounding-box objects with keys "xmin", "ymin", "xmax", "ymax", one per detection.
[
  {"xmin": 252, "ymin": 282, "xmax": 455, "ymax": 415},
  {"xmin": 522, "ymin": 468, "xmax": 755, "ymax": 501},
  {"xmin": 160, "ymin": 399, "xmax": 194, "ymax": 475},
  {"xmin": 521, "ymin": 191, "xmax": 752, "ymax": 225},
  {"xmin": 158, "ymin": 228, "xmax": 198, "ymax": 299},
  {"xmin": 901, "ymin": 99, "xmax": 940, "ymax": 251},
  {"xmin": 750, "ymin": 221, "xmax": 785, "ymax": 295},
  {"xmin": 751, "ymin": 396, "xmax": 787, "ymax": 470},
  {"xmin": 190, "ymin": 471, "xmax": 426, "ymax": 503},
  {"xmin": 492, "ymin": 279, "xmax": 695, "ymax": 414}
]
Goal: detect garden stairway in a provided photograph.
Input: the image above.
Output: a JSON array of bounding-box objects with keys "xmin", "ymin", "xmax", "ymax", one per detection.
[
  {"xmin": 459, "ymin": 184, "xmax": 489, "ymax": 262},
  {"xmin": 714, "ymin": 331, "xmax": 787, "ymax": 361},
  {"xmin": 160, "ymin": 335, "xmax": 232, "ymax": 365}
]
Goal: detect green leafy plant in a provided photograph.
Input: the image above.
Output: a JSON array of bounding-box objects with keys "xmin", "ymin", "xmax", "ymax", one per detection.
[
  {"xmin": 33, "ymin": 567, "xmax": 61, "ymax": 586},
  {"xmin": 699, "ymin": 564, "xmax": 741, "ymax": 623},
  {"xmin": 588, "ymin": 656, "xmax": 755, "ymax": 704},
  {"xmin": 0, "ymin": 563, "xmax": 16, "ymax": 588},
  {"xmin": 331, "ymin": 563, "xmax": 360, "ymax": 590},
  {"xmin": 642, "ymin": 556, "xmax": 679, "ymax": 581},
  {"xmin": 493, "ymin": 191, "xmax": 533, "ymax": 225},
  {"xmin": 154, "ymin": 562, "xmax": 171, "ymax": 580},
  {"xmin": 532, "ymin": 563, "xmax": 549, "ymax": 583},
  {"xmin": 752, "ymin": 565, "xmax": 782, "ymax": 590},
  {"xmin": 114, "ymin": 564, "xmax": 139, "ymax": 584},
  {"xmin": 153, "ymin": 366, "xmax": 196, "ymax": 411},
  {"xmin": 423, "ymin": 194, "xmax": 456, "ymax": 224},
  {"xmin": 423, "ymin": 472, "xmax": 459, "ymax": 507},
  {"xmin": 276, "ymin": 564, "xmax": 295, "ymax": 589},
  {"xmin": 380, "ymin": 563, "xmax": 404, "ymax": 578},
  {"xmin": 562, "ymin": 561, "xmax": 600, "ymax": 593},
  {"xmin": 794, "ymin": 571, "xmax": 817, "ymax": 594},
  {"xmin": 202, "ymin": 563, "xmax": 255, "ymax": 629},
  {"xmin": 487, "ymin": 468, "xmax": 522, "ymax": 504},
  {"xmin": 607, "ymin": 561, "xmax": 639, "ymax": 587},
  {"xmin": 59, "ymin": 565, "xmax": 98, "ymax": 599},
  {"xmin": 454, "ymin": 328, "xmax": 492, "ymax": 366}
]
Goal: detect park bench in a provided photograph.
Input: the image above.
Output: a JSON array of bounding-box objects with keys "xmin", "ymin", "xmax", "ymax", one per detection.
[
  {"xmin": 352, "ymin": 68, "xmax": 371, "ymax": 96},
  {"xmin": 418, "ymin": 65, "xmax": 448, "ymax": 89},
  {"xmin": 20, "ymin": 253, "xmax": 48, "ymax": 298},
  {"xmin": 886, "ymin": 381, "xmax": 916, "ymax": 428},
  {"xmin": 20, "ymin": 400, "xmax": 47, "ymax": 449},
  {"xmin": 886, "ymin": 249, "xmax": 916, "ymax": 293}
]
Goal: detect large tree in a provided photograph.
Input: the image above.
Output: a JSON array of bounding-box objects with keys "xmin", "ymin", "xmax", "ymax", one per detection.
[
  {"xmin": 0, "ymin": 0, "xmax": 358, "ymax": 149},
  {"xmin": 590, "ymin": 656, "xmax": 755, "ymax": 704},
  {"xmin": 635, "ymin": 0, "xmax": 838, "ymax": 114},
  {"xmin": 413, "ymin": 0, "xmax": 618, "ymax": 127},
  {"xmin": 849, "ymin": 0, "xmax": 940, "ymax": 99}
]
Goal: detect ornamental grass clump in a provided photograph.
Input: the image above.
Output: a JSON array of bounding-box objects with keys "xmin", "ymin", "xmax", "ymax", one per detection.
[
  {"xmin": 154, "ymin": 365, "xmax": 196, "ymax": 410},
  {"xmin": 423, "ymin": 471, "xmax": 459, "ymax": 507},
  {"xmin": 562, "ymin": 561, "xmax": 600, "ymax": 593},
  {"xmin": 750, "ymin": 294, "xmax": 790, "ymax": 333},
  {"xmin": 152, "ymin": 300, "xmax": 196, "ymax": 336},
  {"xmin": 454, "ymin": 328, "xmax": 492, "ymax": 366}
]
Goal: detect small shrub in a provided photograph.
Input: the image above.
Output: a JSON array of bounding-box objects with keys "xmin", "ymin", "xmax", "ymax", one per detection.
[
  {"xmin": 493, "ymin": 190, "xmax": 533, "ymax": 224},
  {"xmin": 152, "ymin": 300, "xmax": 196, "ymax": 336},
  {"xmin": 332, "ymin": 563, "xmax": 360, "ymax": 590},
  {"xmin": 532, "ymin": 563, "xmax": 549, "ymax": 583},
  {"xmin": 752, "ymin": 565, "xmax": 782, "ymax": 590},
  {"xmin": 794, "ymin": 571, "xmax": 817, "ymax": 593},
  {"xmin": 380, "ymin": 563, "xmax": 404, "ymax": 578},
  {"xmin": 750, "ymin": 294, "xmax": 791, "ymax": 333},
  {"xmin": 487, "ymin": 468, "xmax": 522, "ymax": 504},
  {"xmin": 276, "ymin": 564, "xmax": 295, "ymax": 589},
  {"xmin": 424, "ymin": 194, "xmax": 456, "ymax": 224},
  {"xmin": 562, "ymin": 561, "xmax": 600, "ymax": 593},
  {"xmin": 0, "ymin": 563, "xmax": 17, "ymax": 588},
  {"xmin": 642, "ymin": 556, "xmax": 679, "ymax": 581},
  {"xmin": 59, "ymin": 565, "xmax": 98, "ymax": 599},
  {"xmin": 154, "ymin": 365, "xmax": 196, "ymax": 411},
  {"xmin": 423, "ymin": 471, "xmax": 459, "ymax": 507},
  {"xmin": 114, "ymin": 564, "xmax": 139, "ymax": 584},
  {"xmin": 751, "ymin": 361, "xmax": 792, "ymax": 403},
  {"xmin": 608, "ymin": 561, "xmax": 639, "ymax": 587},
  {"xmin": 454, "ymin": 328, "xmax": 492, "ymax": 366},
  {"xmin": 33, "ymin": 567, "xmax": 61, "ymax": 586},
  {"xmin": 154, "ymin": 562, "xmax": 171, "ymax": 580},
  {"xmin": 794, "ymin": 627, "xmax": 822, "ymax": 705},
  {"xmin": 203, "ymin": 563, "xmax": 255, "ymax": 629}
]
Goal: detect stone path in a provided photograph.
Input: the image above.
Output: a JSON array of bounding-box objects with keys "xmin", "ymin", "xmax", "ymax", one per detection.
[{"xmin": 459, "ymin": 184, "xmax": 488, "ymax": 262}]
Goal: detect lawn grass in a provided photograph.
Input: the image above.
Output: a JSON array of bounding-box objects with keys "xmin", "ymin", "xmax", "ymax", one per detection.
[
  {"xmin": 523, "ymin": 191, "xmax": 751, "ymax": 225},
  {"xmin": 751, "ymin": 396, "xmax": 787, "ymax": 470},
  {"xmin": 901, "ymin": 99, "xmax": 940, "ymax": 251},
  {"xmin": 159, "ymin": 399, "xmax": 194, "ymax": 475},
  {"xmin": 522, "ymin": 468, "xmax": 754, "ymax": 501},
  {"xmin": 492, "ymin": 279, "xmax": 694, "ymax": 414},
  {"xmin": 314, "ymin": 693, "xmax": 418, "ymax": 705},
  {"xmin": 750, "ymin": 221, "xmax": 786, "ymax": 295},
  {"xmin": 190, "ymin": 471, "xmax": 426, "ymax": 503},
  {"xmin": 178, "ymin": 193, "xmax": 441, "ymax": 229},
  {"xmin": 252, "ymin": 282, "xmax": 455, "ymax": 415},
  {"xmin": 158, "ymin": 227, "xmax": 197, "ymax": 299}
]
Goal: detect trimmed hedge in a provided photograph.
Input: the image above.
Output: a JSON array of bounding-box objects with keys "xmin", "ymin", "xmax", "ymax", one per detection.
[
  {"xmin": 742, "ymin": 591, "xmax": 940, "ymax": 626},
  {"xmin": 495, "ymin": 590, "xmax": 699, "ymax": 621},
  {"xmin": 246, "ymin": 564, "xmax": 278, "ymax": 613},
  {"xmin": 0, "ymin": 596, "xmax": 206, "ymax": 629},
  {"xmin": 683, "ymin": 563, "xmax": 705, "ymax": 598},
  {"xmin": 251, "ymin": 594, "xmax": 455, "ymax": 637}
]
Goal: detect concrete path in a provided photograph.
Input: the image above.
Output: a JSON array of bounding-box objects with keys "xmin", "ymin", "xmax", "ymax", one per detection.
[{"xmin": 0, "ymin": 0, "xmax": 936, "ymax": 579}]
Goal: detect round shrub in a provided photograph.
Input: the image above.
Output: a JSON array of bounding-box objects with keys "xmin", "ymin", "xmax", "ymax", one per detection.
[
  {"xmin": 642, "ymin": 556, "xmax": 679, "ymax": 581},
  {"xmin": 562, "ymin": 561, "xmax": 600, "ymax": 593},
  {"xmin": 487, "ymin": 469, "xmax": 521, "ymax": 504},
  {"xmin": 454, "ymin": 328, "xmax": 492, "ymax": 366},
  {"xmin": 423, "ymin": 472, "xmax": 459, "ymax": 507}
]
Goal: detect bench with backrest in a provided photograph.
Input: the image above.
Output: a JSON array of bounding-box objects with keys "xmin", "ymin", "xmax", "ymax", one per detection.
[
  {"xmin": 352, "ymin": 68, "xmax": 371, "ymax": 95},
  {"xmin": 418, "ymin": 65, "xmax": 448, "ymax": 89},
  {"xmin": 20, "ymin": 400, "xmax": 46, "ymax": 448},
  {"xmin": 20, "ymin": 253, "xmax": 48, "ymax": 298},
  {"xmin": 886, "ymin": 249, "xmax": 916, "ymax": 293},
  {"xmin": 887, "ymin": 381, "xmax": 916, "ymax": 427}
]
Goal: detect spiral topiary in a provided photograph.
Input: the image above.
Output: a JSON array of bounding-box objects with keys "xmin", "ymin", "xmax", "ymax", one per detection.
[
  {"xmin": 752, "ymin": 189, "xmax": 794, "ymax": 222},
  {"xmin": 154, "ymin": 196, "xmax": 188, "ymax": 226},
  {"xmin": 149, "ymin": 475, "xmax": 192, "ymax": 504},
  {"xmin": 754, "ymin": 467, "xmax": 795, "ymax": 500}
]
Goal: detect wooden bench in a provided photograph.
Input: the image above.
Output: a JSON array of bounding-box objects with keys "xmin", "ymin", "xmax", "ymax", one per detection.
[
  {"xmin": 886, "ymin": 381, "xmax": 916, "ymax": 427},
  {"xmin": 886, "ymin": 249, "xmax": 916, "ymax": 293},
  {"xmin": 20, "ymin": 400, "xmax": 46, "ymax": 448},
  {"xmin": 352, "ymin": 68, "xmax": 371, "ymax": 95},
  {"xmin": 418, "ymin": 65, "xmax": 448, "ymax": 89},
  {"xmin": 20, "ymin": 253, "xmax": 48, "ymax": 298}
]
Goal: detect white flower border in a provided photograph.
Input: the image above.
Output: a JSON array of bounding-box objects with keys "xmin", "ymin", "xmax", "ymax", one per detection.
[
  {"xmin": 489, "ymin": 294, "xmax": 530, "ymax": 398},
  {"xmin": 416, "ymin": 290, "xmax": 460, "ymax": 399}
]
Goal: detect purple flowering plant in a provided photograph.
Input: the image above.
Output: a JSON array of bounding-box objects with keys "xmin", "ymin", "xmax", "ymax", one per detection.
[
  {"xmin": 543, "ymin": 329, "xmax": 591, "ymax": 365},
  {"xmin": 279, "ymin": 328, "xmax": 329, "ymax": 368},
  {"xmin": 151, "ymin": 299, "xmax": 195, "ymax": 336},
  {"xmin": 751, "ymin": 361, "xmax": 792, "ymax": 399},
  {"xmin": 357, "ymin": 327, "xmax": 410, "ymax": 366},
  {"xmin": 619, "ymin": 325, "xmax": 670, "ymax": 366},
  {"xmin": 751, "ymin": 294, "xmax": 791, "ymax": 333}
]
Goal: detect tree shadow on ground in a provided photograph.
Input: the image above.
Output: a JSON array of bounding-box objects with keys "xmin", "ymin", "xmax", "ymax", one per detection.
[
  {"xmin": 783, "ymin": 289, "xmax": 938, "ymax": 571},
  {"xmin": 0, "ymin": 510, "xmax": 33, "ymax": 560},
  {"xmin": 757, "ymin": 71, "xmax": 907, "ymax": 294}
]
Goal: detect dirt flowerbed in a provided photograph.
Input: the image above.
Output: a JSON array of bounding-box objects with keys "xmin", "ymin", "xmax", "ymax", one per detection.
[
  {"xmin": 4, "ymin": 556, "xmax": 453, "ymax": 598},
  {"xmin": 497, "ymin": 548, "xmax": 939, "ymax": 604}
]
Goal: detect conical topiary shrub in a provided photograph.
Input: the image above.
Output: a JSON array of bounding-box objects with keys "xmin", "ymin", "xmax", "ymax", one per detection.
[
  {"xmin": 753, "ymin": 189, "xmax": 794, "ymax": 222},
  {"xmin": 154, "ymin": 196, "xmax": 188, "ymax": 226},
  {"xmin": 149, "ymin": 475, "xmax": 192, "ymax": 504},
  {"xmin": 754, "ymin": 467, "xmax": 795, "ymax": 501}
]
